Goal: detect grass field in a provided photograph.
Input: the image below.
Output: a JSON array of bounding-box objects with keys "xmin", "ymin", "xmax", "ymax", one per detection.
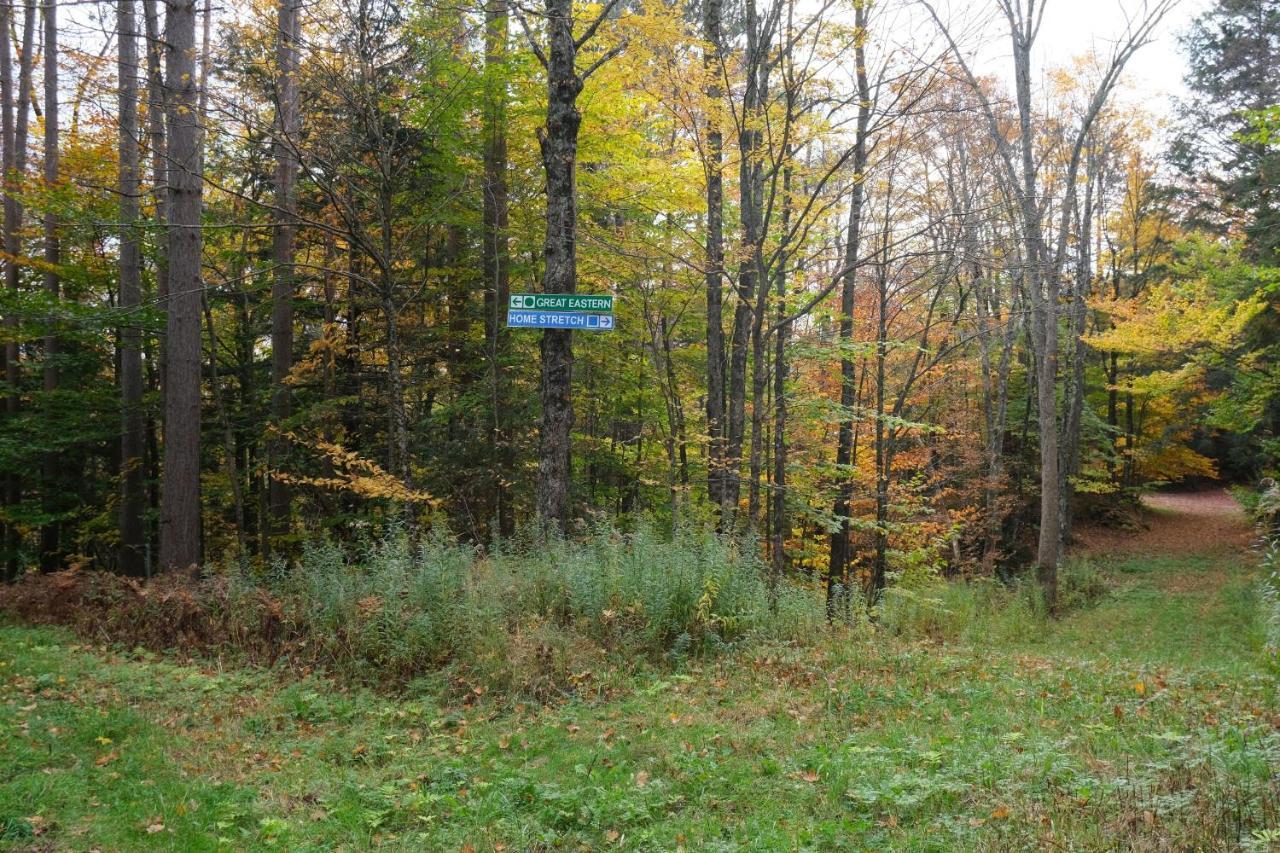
[{"xmin": 2, "ymin": 494, "xmax": 1278, "ymax": 850}]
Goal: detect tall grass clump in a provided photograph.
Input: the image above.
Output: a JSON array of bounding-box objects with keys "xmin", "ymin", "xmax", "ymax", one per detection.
[
  {"xmin": 4, "ymin": 523, "xmax": 825, "ymax": 695},
  {"xmin": 877, "ymin": 578, "xmax": 1039, "ymax": 645},
  {"xmin": 876, "ymin": 558, "xmax": 1107, "ymax": 646},
  {"xmin": 278, "ymin": 532, "xmax": 504, "ymax": 682},
  {"xmin": 497, "ymin": 524, "xmax": 820, "ymax": 656},
  {"xmin": 1252, "ymin": 481, "xmax": 1280, "ymax": 671},
  {"xmin": 236, "ymin": 523, "xmax": 827, "ymax": 692},
  {"xmin": 1258, "ymin": 540, "xmax": 1280, "ymax": 671}
]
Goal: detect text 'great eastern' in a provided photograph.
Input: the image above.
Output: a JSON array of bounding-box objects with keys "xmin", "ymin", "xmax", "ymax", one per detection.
[{"xmin": 508, "ymin": 293, "xmax": 614, "ymax": 312}]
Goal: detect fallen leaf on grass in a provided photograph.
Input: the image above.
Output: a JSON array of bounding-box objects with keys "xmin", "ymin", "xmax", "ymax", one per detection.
[
  {"xmin": 991, "ymin": 805, "xmax": 1011, "ymax": 820},
  {"xmin": 95, "ymin": 751, "xmax": 118, "ymax": 767},
  {"xmin": 634, "ymin": 770, "xmax": 650, "ymax": 788}
]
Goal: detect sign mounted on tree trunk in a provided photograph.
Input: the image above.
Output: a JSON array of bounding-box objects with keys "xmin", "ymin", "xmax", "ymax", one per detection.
[{"xmin": 507, "ymin": 293, "xmax": 615, "ymax": 330}]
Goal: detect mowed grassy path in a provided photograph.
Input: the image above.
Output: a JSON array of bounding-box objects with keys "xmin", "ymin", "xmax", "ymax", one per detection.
[{"xmin": 2, "ymin": 493, "xmax": 1278, "ymax": 851}]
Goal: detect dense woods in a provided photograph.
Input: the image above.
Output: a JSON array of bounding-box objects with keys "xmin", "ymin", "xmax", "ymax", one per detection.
[
  {"xmin": 6, "ymin": 2, "xmax": 1280, "ymax": 848},
  {"xmin": 0, "ymin": 0, "xmax": 1277, "ymax": 611}
]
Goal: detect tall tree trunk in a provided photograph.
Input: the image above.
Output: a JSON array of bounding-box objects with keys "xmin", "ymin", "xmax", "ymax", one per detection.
[
  {"xmin": 0, "ymin": 0, "xmax": 11, "ymax": 579},
  {"xmin": 158, "ymin": 0, "xmax": 204, "ymax": 572},
  {"xmin": 747, "ymin": 265, "xmax": 770, "ymax": 529},
  {"xmin": 703, "ymin": 0, "xmax": 726, "ymax": 517},
  {"xmin": 267, "ymin": 0, "xmax": 301, "ymax": 548},
  {"xmin": 382, "ymin": 287, "xmax": 409, "ymax": 483},
  {"xmin": 143, "ymin": 0, "xmax": 167, "ymax": 309},
  {"xmin": 827, "ymin": 0, "xmax": 870, "ymax": 617},
  {"xmin": 1060, "ymin": 160, "xmax": 1097, "ymax": 544},
  {"xmin": 142, "ymin": 0, "xmax": 165, "ymax": 566},
  {"xmin": 1, "ymin": 1, "xmax": 33, "ymax": 579},
  {"xmin": 481, "ymin": 0, "xmax": 513, "ymax": 538},
  {"xmin": 534, "ymin": 0, "xmax": 586, "ymax": 531},
  {"xmin": 1006, "ymin": 20, "xmax": 1060, "ymax": 610},
  {"xmin": 722, "ymin": 0, "xmax": 768, "ymax": 527},
  {"xmin": 770, "ymin": 165, "xmax": 792, "ymax": 586},
  {"xmin": 871, "ymin": 260, "xmax": 888, "ymax": 599},
  {"xmin": 656, "ymin": 313, "xmax": 689, "ymax": 521},
  {"xmin": 38, "ymin": 0, "xmax": 61, "ymax": 570},
  {"xmin": 118, "ymin": 0, "xmax": 147, "ymax": 576}
]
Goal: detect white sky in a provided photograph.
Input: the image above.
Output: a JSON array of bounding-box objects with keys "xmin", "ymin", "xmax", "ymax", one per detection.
[
  {"xmin": 956, "ymin": 0, "xmax": 1216, "ymax": 113},
  {"xmin": 1033, "ymin": 0, "xmax": 1212, "ymax": 107}
]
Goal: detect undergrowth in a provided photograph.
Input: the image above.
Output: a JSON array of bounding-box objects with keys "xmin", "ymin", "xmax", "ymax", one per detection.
[
  {"xmin": 3, "ymin": 526, "xmax": 827, "ymax": 700},
  {"xmin": 876, "ymin": 558, "xmax": 1110, "ymax": 645},
  {"xmin": 1252, "ymin": 483, "xmax": 1280, "ymax": 671}
]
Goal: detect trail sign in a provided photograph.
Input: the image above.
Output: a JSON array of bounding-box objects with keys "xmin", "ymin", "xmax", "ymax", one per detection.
[
  {"xmin": 509, "ymin": 293, "xmax": 613, "ymax": 313},
  {"xmin": 507, "ymin": 310, "xmax": 616, "ymax": 330}
]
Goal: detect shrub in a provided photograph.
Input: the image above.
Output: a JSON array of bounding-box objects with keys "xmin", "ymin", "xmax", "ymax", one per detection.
[{"xmin": 1056, "ymin": 558, "xmax": 1110, "ymax": 612}]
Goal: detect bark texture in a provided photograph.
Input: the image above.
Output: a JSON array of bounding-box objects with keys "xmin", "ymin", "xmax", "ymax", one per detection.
[
  {"xmin": 703, "ymin": 0, "xmax": 726, "ymax": 516},
  {"xmin": 118, "ymin": 0, "xmax": 147, "ymax": 576},
  {"xmin": 268, "ymin": 0, "xmax": 302, "ymax": 543},
  {"xmin": 38, "ymin": 0, "xmax": 62, "ymax": 569},
  {"xmin": 482, "ymin": 0, "xmax": 513, "ymax": 537},
  {"xmin": 534, "ymin": 0, "xmax": 584, "ymax": 530},
  {"xmin": 158, "ymin": 0, "xmax": 204, "ymax": 572}
]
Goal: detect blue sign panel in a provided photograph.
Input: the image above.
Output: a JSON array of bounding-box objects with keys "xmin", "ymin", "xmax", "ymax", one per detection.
[{"xmin": 507, "ymin": 310, "xmax": 615, "ymax": 331}]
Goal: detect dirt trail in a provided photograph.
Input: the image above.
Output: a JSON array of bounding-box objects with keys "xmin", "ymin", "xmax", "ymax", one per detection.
[{"xmin": 1074, "ymin": 488, "xmax": 1254, "ymax": 559}]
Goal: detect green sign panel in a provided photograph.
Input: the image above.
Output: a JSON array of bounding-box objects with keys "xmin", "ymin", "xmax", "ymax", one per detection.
[{"xmin": 509, "ymin": 293, "xmax": 614, "ymax": 313}]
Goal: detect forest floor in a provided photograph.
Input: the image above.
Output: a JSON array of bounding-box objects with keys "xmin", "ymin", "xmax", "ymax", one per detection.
[{"xmin": 2, "ymin": 491, "xmax": 1278, "ymax": 850}]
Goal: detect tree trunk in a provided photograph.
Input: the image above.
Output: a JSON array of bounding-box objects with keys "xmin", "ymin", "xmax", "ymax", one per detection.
[
  {"xmin": 36, "ymin": 0, "xmax": 61, "ymax": 569},
  {"xmin": 702, "ymin": 0, "xmax": 726, "ymax": 517},
  {"xmin": 267, "ymin": 0, "xmax": 301, "ymax": 547},
  {"xmin": 1060, "ymin": 160, "xmax": 1097, "ymax": 544},
  {"xmin": 1007, "ymin": 21, "xmax": 1060, "ymax": 610},
  {"xmin": 1, "ymin": 1, "xmax": 33, "ymax": 579},
  {"xmin": 382, "ymin": 289, "xmax": 409, "ymax": 483},
  {"xmin": 143, "ymin": 0, "xmax": 167, "ymax": 314},
  {"xmin": 0, "ymin": 1, "xmax": 11, "ymax": 579},
  {"xmin": 871, "ymin": 261, "xmax": 888, "ymax": 599},
  {"xmin": 770, "ymin": 165, "xmax": 792, "ymax": 587},
  {"xmin": 534, "ymin": 0, "xmax": 585, "ymax": 531},
  {"xmin": 827, "ymin": 0, "xmax": 870, "ymax": 617},
  {"xmin": 158, "ymin": 0, "xmax": 204, "ymax": 572},
  {"xmin": 482, "ymin": 0, "xmax": 513, "ymax": 538},
  {"xmin": 747, "ymin": 262, "xmax": 769, "ymax": 529},
  {"xmin": 118, "ymin": 0, "xmax": 147, "ymax": 576},
  {"xmin": 722, "ymin": 0, "xmax": 768, "ymax": 528}
]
